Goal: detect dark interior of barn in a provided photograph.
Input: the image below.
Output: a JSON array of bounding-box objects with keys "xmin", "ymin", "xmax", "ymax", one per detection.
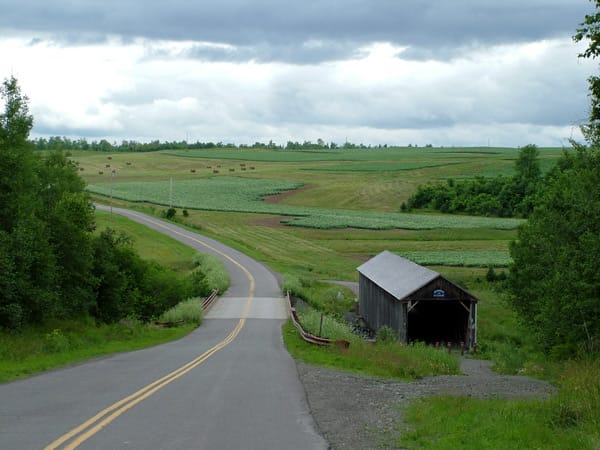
[{"xmin": 407, "ymin": 300, "xmax": 469, "ymax": 345}]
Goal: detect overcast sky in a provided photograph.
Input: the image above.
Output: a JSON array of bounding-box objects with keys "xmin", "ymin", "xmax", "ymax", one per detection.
[{"xmin": 0, "ymin": 1, "xmax": 597, "ymax": 147}]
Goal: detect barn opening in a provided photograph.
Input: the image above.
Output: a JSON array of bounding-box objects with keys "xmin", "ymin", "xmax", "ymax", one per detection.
[
  {"xmin": 406, "ymin": 299, "xmax": 470, "ymax": 344},
  {"xmin": 357, "ymin": 251, "xmax": 477, "ymax": 349}
]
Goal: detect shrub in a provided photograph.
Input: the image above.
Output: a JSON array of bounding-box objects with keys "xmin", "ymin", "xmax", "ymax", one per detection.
[
  {"xmin": 191, "ymin": 253, "xmax": 229, "ymax": 293},
  {"xmin": 158, "ymin": 298, "xmax": 203, "ymax": 326},
  {"xmin": 165, "ymin": 208, "xmax": 176, "ymax": 219},
  {"xmin": 376, "ymin": 326, "xmax": 398, "ymax": 343}
]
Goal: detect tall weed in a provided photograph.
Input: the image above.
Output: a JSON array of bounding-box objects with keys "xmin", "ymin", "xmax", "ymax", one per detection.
[
  {"xmin": 158, "ymin": 298, "xmax": 203, "ymax": 326},
  {"xmin": 192, "ymin": 252, "xmax": 229, "ymax": 293}
]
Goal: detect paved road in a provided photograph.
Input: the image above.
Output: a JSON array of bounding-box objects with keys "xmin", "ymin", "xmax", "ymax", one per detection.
[{"xmin": 0, "ymin": 206, "xmax": 327, "ymax": 450}]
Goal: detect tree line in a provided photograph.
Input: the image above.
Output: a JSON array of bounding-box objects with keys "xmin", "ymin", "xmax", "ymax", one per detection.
[
  {"xmin": 31, "ymin": 136, "xmax": 401, "ymax": 152},
  {"xmin": 403, "ymin": 144, "xmax": 543, "ymax": 218},
  {"xmin": 0, "ymin": 77, "xmax": 209, "ymax": 330}
]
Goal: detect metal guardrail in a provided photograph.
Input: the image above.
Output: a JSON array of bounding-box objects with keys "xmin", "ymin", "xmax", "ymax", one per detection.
[{"xmin": 286, "ymin": 291, "xmax": 350, "ymax": 348}]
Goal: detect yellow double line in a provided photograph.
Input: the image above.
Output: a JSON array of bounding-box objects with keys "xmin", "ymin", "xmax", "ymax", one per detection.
[{"xmin": 45, "ymin": 210, "xmax": 255, "ymax": 449}]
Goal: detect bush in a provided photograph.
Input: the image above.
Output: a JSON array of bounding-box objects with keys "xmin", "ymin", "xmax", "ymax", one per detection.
[
  {"xmin": 376, "ymin": 326, "xmax": 398, "ymax": 343},
  {"xmin": 158, "ymin": 298, "xmax": 203, "ymax": 326},
  {"xmin": 92, "ymin": 228, "xmax": 193, "ymax": 323},
  {"xmin": 191, "ymin": 253, "xmax": 229, "ymax": 294},
  {"xmin": 165, "ymin": 208, "xmax": 177, "ymax": 219}
]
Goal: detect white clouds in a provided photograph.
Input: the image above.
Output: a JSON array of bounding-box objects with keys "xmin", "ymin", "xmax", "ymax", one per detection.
[{"xmin": 0, "ymin": 24, "xmax": 594, "ymax": 146}]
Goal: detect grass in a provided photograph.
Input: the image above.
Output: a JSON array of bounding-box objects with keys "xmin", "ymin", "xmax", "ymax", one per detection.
[
  {"xmin": 395, "ymin": 359, "xmax": 600, "ymax": 449},
  {"xmin": 158, "ymin": 297, "xmax": 203, "ymax": 326},
  {"xmin": 0, "ymin": 319, "xmax": 195, "ymax": 383},
  {"xmin": 191, "ymin": 252, "xmax": 230, "ymax": 293},
  {"xmin": 88, "ymin": 177, "xmax": 522, "ymax": 230},
  {"xmin": 95, "ymin": 209, "xmax": 197, "ymax": 272},
  {"xmin": 283, "ymin": 319, "xmax": 460, "ymax": 380}
]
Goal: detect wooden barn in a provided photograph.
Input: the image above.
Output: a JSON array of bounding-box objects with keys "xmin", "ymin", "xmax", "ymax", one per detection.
[{"xmin": 357, "ymin": 251, "xmax": 478, "ymax": 349}]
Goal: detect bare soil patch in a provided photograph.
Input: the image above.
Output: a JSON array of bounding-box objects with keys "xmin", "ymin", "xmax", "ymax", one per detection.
[
  {"xmin": 252, "ymin": 215, "xmax": 293, "ymax": 227},
  {"xmin": 263, "ymin": 184, "xmax": 314, "ymax": 204}
]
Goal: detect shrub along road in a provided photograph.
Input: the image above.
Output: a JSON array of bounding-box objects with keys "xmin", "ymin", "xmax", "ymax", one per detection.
[{"xmin": 0, "ymin": 206, "xmax": 326, "ymax": 450}]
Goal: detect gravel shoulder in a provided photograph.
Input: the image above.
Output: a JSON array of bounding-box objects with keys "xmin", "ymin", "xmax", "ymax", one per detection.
[{"xmin": 296, "ymin": 357, "xmax": 556, "ymax": 450}]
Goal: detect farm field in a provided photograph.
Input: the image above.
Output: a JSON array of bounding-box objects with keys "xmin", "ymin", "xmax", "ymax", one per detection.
[{"xmin": 76, "ymin": 146, "xmax": 563, "ymax": 280}]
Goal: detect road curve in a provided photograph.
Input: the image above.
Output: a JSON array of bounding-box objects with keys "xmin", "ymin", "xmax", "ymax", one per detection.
[{"xmin": 0, "ymin": 206, "xmax": 327, "ymax": 450}]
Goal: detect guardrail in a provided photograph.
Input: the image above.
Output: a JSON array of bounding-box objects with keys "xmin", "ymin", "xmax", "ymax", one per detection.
[
  {"xmin": 286, "ymin": 291, "xmax": 349, "ymax": 348},
  {"xmin": 202, "ymin": 288, "xmax": 219, "ymax": 312}
]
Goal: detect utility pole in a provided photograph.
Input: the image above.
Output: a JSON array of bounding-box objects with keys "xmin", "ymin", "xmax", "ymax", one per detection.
[
  {"xmin": 169, "ymin": 177, "xmax": 173, "ymax": 209},
  {"xmin": 110, "ymin": 169, "xmax": 116, "ymax": 214}
]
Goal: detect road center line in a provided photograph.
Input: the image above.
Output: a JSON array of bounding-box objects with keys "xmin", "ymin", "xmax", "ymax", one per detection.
[{"xmin": 45, "ymin": 209, "xmax": 255, "ymax": 450}]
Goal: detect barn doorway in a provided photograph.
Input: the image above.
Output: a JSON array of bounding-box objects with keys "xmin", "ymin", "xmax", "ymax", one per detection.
[{"xmin": 407, "ymin": 300, "xmax": 470, "ymax": 345}]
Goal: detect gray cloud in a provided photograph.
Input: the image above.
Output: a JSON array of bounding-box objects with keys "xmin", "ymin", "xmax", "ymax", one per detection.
[{"xmin": 0, "ymin": 0, "xmax": 590, "ymax": 63}]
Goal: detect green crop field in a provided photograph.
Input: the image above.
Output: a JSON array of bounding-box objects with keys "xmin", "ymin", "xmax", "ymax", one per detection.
[
  {"xmin": 87, "ymin": 177, "xmax": 522, "ymax": 231},
  {"xmin": 75, "ymin": 145, "xmax": 565, "ymax": 274}
]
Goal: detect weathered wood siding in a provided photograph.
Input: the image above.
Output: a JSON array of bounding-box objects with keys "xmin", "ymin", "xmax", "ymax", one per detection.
[{"xmin": 358, "ymin": 273, "xmax": 407, "ymax": 341}]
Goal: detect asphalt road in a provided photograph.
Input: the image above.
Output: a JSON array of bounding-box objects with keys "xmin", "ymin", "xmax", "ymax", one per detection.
[{"xmin": 0, "ymin": 206, "xmax": 327, "ymax": 450}]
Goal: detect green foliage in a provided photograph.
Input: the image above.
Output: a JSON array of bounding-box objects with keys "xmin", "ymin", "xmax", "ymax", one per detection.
[
  {"xmin": 376, "ymin": 325, "xmax": 399, "ymax": 343},
  {"xmin": 297, "ymin": 308, "xmax": 358, "ymax": 342},
  {"xmin": 191, "ymin": 252, "xmax": 229, "ymax": 294},
  {"xmin": 158, "ymin": 298, "xmax": 203, "ymax": 326},
  {"xmin": 574, "ymin": 0, "xmax": 600, "ymax": 146},
  {"xmin": 284, "ymin": 275, "xmax": 355, "ymax": 315},
  {"xmin": 406, "ymin": 145, "xmax": 543, "ymax": 218},
  {"xmin": 486, "ymin": 266, "xmax": 507, "ymax": 282},
  {"xmin": 509, "ymin": 147, "xmax": 600, "ymax": 356},
  {"xmin": 400, "ymin": 251, "xmax": 511, "ymax": 267},
  {"xmin": 0, "ymin": 78, "xmax": 202, "ymax": 330},
  {"xmin": 91, "ymin": 228, "xmax": 193, "ymax": 323},
  {"xmin": 165, "ymin": 207, "xmax": 177, "ymax": 219}
]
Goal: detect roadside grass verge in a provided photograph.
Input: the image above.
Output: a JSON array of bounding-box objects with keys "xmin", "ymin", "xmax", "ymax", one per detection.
[
  {"xmin": 283, "ymin": 312, "xmax": 460, "ymax": 381},
  {"xmin": 192, "ymin": 252, "xmax": 230, "ymax": 293},
  {"xmin": 95, "ymin": 209, "xmax": 197, "ymax": 272},
  {"xmin": 397, "ymin": 359, "xmax": 600, "ymax": 449},
  {"xmin": 283, "ymin": 274, "xmax": 356, "ymax": 315},
  {"xmin": 158, "ymin": 298, "xmax": 203, "ymax": 326},
  {"xmin": 0, "ymin": 319, "xmax": 195, "ymax": 383}
]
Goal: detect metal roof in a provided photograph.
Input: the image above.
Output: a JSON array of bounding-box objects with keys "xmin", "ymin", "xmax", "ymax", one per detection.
[{"xmin": 357, "ymin": 250, "xmax": 439, "ymax": 300}]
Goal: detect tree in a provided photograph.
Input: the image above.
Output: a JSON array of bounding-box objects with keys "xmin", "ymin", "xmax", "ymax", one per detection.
[
  {"xmin": 509, "ymin": 148, "xmax": 600, "ymax": 356},
  {"xmin": 508, "ymin": 5, "xmax": 600, "ymax": 356},
  {"xmin": 0, "ymin": 77, "xmax": 58, "ymax": 327},
  {"xmin": 0, "ymin": 76, "xmax": 37, "ymax": 232},
  {"xmin": 574, "ymin": 0, "xmax": 600, "ymax": 145}
]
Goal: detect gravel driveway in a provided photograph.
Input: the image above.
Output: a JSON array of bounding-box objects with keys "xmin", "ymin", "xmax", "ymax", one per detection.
[{"xmin": 296, "ymin": 357, "xmax": 556, "ymax": 449}]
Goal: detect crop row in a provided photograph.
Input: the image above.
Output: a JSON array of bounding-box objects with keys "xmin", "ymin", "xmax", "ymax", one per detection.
[
  {"xmin": 303, "ymin": 162, "xmax": 458, "ymax": 172},
  {"xmin": 398, "ymin": 251, "xmax": 511, "ymax": 267},
  {"xmin": 163, "ymin": 146, "xmax": 523, "ymax": 163},
  {"xmin": 87, "ymin": 177, "xmax": 522, "ymax": 230}
]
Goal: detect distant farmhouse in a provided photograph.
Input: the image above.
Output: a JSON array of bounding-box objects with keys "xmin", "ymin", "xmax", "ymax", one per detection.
[{"xmin": 357, "ymin": 251, "xmax": 478, "ymax": 349}]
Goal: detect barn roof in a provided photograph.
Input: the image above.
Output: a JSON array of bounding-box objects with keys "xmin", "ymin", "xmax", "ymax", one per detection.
[{"xmin": 357, "ymin": 250, "xmax": 439, "ymax": 300}]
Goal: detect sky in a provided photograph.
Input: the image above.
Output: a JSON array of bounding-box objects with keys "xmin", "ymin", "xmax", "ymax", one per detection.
[{"xmin": 0, "ymin": 1, "xmax": 597, "ymax": 147}]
